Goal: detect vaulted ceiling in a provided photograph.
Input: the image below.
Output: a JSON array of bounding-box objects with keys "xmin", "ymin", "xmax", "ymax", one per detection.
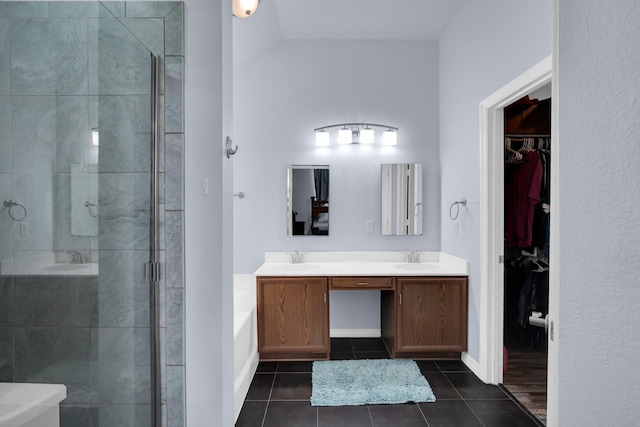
[{"xmin": 233, "ymin": 0, "xmax": 466, "ymax": 63}]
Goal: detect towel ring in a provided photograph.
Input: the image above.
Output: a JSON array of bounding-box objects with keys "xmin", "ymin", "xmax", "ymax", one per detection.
[
  {"xmin": 449, "ymin": 198, "xmax": 467, "ymax": 221},
  {"xmin": 3, "ymin": 200, "xmax": 27, "ymax": 221}
]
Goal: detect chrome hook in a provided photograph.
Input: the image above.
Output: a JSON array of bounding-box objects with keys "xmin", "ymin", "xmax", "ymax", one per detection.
[{"xmin": 226, "ymin": 136, "xmax": 238, "ymax": 158}]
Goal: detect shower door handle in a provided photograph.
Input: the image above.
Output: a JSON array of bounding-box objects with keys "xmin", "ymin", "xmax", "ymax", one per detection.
[{"xmin": 143, "ymin": 262, "xmax": 161, "ymax": 282}]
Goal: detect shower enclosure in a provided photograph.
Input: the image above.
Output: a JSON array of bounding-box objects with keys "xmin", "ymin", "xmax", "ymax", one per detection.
[{"xmin": 0, "ymin": 2, "xmax": 184, "ymax": 425}]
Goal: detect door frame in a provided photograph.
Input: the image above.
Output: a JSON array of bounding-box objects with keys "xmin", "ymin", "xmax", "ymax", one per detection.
[{"xmin": 478, "ymin": 55, "xmax": 552, "ymax": 386}]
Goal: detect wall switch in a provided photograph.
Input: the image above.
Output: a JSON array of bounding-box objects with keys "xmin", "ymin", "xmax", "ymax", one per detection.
[
  {"xmin": 20, "ymin": 222, "xmax": 29, "ymax": 236},
  {"xmin": 365, "ymin": 220, "xmax": 374, "ymax": 233}
]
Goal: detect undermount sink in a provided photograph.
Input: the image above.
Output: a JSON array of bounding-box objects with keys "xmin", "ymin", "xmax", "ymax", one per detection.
[
  {"xmin": 394, "ymin": 263, "xmax": 433, "ymax": 270},
  {"xmin": 47, "ymin": 264, "xmax": 91, "ymax": 272},
  {"xmin": 282, "ymin": 264, "xmax": 320, "ymax": 271}
]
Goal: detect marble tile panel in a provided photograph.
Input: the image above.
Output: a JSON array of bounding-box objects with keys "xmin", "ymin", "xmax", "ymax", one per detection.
[
  {"xmin": 165, "ymin": 133, "xmax": 183, "ymax": 210},
  {"xmin": 125, "ymin": 1, "xmax": 179, "ymax": 18},
  {"xmin": 11, "ymin": 173, "xmax": 54, "ymax": 251},
  {"xmin": 165, "ymin": 288, "xmax": 183, "ymax": 365},
  {"xmin": 165, "ymin": 210, "xmax": 183, "ymax": 288},
  {"xmin": 0, "ymin": 21, "xmax": 9, "ymax": 95},
  {"xmin": 0, "ymin": 175, "xmax": 13, "ymax": 250},
  {"xmin": 88, "ymin": 18, "xmax": 151, "ymax": 96},
  {"xmin": 48, "ymin": 2, "xmax": 102, "ymax": 18},
  {"xmin": 97, "ymin": 95, "xmax": 151, "ymax": 173},
  {"xmin": 121, "ymin": 18, "xmax": 164, "ymax": 56},
  {"xmin": 166, "ymin": 365, "xmax": 185, "ymax": 427},
  {"xmin": 52, "ymin": 172, "xmax": 98, "ymax": 250},
  {"xmin": 0, "ymin": 98, "xmax": 11, "ymax": 172},
  {"xmin": 14, "ymin": 327, "xmax": 92, "ymax": 404},
  {"xmin": 98, "ymin": 173, "xmax": 150, "ymax": 250},
  {"xmin": 0, "ymin": 278, "xmax": 12, "ymax": 326},
  {"xmin": 165, "ymin": 3, "xmax": 184, "ymax": 56},
  {"xmin": 52, "ymin": 96, "xmax": 95, "ymax": 173},
  {"xmin": 0, "ymin": 250, "xmax": 12, "ymax": 276},
  {"xmin": 13, "ymin": 276, "xmax": 93, "ymax": 327},
  {"xmin": 92, "ymin": 250, "xmax": 149, "ymax": 328},
  {"xmin": 11, "ymin": 18, "xmax": 88, "ymax": 95},
  {"xmin": 95, "ymin": 404, "xmax": 151, "ymax": 427},
  {"xmin": 0, "ymin": 2, "xmax": 48, "ymax": 19},
  {"xmin": 60, "ymin": 405, "xmax": 98, "ymax": 427},
  {"xmin": 0, "ymin": 328, "xmax": 13, "ymax": 381},
  {"xmin": 164, "ymin": 56, "xmax": 183, "ymax": 133},
  {"xmin": 11, "ymin": 96, "xmax": 56, "ymax": 173},
  {"xmin": 98, "ymin": 2, "xmax": 126, "ymax": 18},
  {"xmin": 91, "ymin": 327, "xmax": 151, "ymax": 404}
]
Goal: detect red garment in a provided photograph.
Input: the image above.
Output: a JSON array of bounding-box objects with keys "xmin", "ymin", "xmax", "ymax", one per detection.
[{"xmin": 505, "ymin": 151, "xmax": 543, "ymax": 248}]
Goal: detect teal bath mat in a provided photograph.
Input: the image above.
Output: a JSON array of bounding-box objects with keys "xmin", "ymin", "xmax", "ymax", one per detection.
[{"xmin": 311, "ymin": 359, "xmax": 436, "ymax": 406}]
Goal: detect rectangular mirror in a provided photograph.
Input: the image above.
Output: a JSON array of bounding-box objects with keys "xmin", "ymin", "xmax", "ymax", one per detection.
[
  {"xmin": 381, "ymin": 163, "xmax": 423, "ymax": 235},
  {"xmin": 288, "ymin": 165, "xmax": 330, "ymax": 236}
]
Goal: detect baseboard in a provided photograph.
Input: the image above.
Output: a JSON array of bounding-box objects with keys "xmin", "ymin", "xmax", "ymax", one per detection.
[
  {"xmin": 330, "ymin": 329, "xmax": 381, "ymax": 338},
  {"xmin": 461, "ymin": 352, "xmax": 484, "ymax": 381}
]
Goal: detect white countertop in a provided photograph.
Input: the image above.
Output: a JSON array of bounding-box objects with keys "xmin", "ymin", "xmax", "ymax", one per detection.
[{"xmin": 253, "ymin": 251, "xmax": 468, "ymax": 277}]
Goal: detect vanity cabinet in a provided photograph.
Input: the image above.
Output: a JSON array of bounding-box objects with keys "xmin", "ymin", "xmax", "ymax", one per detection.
[
  {"xmin": 257, "ymin": 277, "xmax": 330, "ymax": 360},
  {"xmin": 384, "ymin": 277, "xmax": 468, "ymax": 358}
]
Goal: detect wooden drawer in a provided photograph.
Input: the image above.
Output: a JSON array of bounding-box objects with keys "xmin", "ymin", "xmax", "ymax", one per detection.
[{"xmin": 331, "ymin": 277, "xmax": 394, "ymax": 290}]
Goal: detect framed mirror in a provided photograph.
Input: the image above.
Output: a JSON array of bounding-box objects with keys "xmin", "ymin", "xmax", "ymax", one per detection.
[
  {"xmin": 381, "ymin": 163, "xmax": 423, "ymax": 235},
  {"xmin": 287, "ymin": 165, "xmax": 330, "ymax": 236}
]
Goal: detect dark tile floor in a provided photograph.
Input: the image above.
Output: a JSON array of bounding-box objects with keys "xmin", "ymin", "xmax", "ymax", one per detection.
[{"xmin": 236, "ymin": 338, "xmax": 544, "ymax": 427}]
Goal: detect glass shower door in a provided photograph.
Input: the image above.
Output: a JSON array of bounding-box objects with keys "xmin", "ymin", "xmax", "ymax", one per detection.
[{"xmin": 0, "ymin": 3, "xmax": 159, "ymax": 426}]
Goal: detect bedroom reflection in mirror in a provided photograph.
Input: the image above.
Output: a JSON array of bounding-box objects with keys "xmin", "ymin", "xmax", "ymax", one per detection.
[{"xmin": 288, "ymin": 165, "xmax": 329, "ymax": 236}]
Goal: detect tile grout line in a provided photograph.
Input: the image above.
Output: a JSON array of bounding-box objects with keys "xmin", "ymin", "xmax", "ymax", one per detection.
[
  {"xmin": 259, "ymin": 370, "xmax": 278, "ymax": 427},
  {"xmin": 440, "ymin": 370, "xmax": 487, "ymax": 427}
]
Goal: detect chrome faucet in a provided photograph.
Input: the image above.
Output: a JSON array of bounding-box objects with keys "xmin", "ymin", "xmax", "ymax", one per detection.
[
  {"xmin": 288, "ymin": 250, "xmax": 305, "ymax": 264},
  {"xmin": 407, "ymin": 250, "xmax": 420, "ymax": 263},
  {"xmin": 68, "ymin": 251, "xmax": 86, "ymax": 264}
]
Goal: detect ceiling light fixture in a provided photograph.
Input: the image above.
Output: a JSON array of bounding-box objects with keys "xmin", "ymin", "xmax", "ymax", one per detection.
[
  {"xmin": 314, "ymin": 122, "xmax": 399, "ymax": 147},
  {"xmin": 232, "ymin": 0, "xmax": 260, "ymax": 18}
]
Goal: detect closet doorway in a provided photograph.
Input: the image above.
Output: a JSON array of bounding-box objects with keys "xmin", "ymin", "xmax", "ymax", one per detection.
[
  {"xmin": 478, "ymin": 55, "xmax": 557, "ymax": 426},
  {"xmin": 502, "ymin": 86, "xmax": 550, "ymax": 425}
]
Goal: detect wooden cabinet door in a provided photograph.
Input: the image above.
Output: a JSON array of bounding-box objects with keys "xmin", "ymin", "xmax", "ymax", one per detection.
[
  {"xmin": 396, "ymin": 277, "xmax": 467, "ymax": 353},
  {"xmin": 257, "ymin": 277, "xmax": 329, "ymax": 359}
]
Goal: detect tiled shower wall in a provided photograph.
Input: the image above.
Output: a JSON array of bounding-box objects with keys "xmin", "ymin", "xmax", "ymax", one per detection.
[{"xmin": 0, "ymin": 2, "xmax": 185, "ymax": 426}]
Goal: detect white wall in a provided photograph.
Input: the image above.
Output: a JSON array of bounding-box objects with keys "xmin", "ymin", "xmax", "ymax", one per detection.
[
  {"xmin": 439, "ymin": 0, "xmax": 552, "ymax": 362},
  {"xmin": 233, "ymin": 39, "xmax": 439, "ymax": 330},
  {"xmin": 184, "ymin": 0, "xmax": 234, "ymax": 426},
  {"xmin": 233, "ymin": 39, "xmax": 440, "ymax": 270},
  {"xmin": 557, "ymin": 1, "xmax": 640, "ymax": 424}
]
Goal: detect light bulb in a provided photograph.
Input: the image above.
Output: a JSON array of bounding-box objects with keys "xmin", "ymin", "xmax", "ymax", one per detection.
[
  {"xmin": 315, "ymin": 130, "xmax": 330, "ymax": 146},
  {"xmin": 232, "ymin": 0, "xmax": 260, "ymax": 17},
  {"xmin": 338, "ymin": 128, "xmax": 352, "ymax": 145},
  {"xmin": 360, "ymin": 127, "xmax": 374, "ymax": 144},
  {"xmin": 382, "ymin": 129, "xmax": 397, "ymax": 146}
]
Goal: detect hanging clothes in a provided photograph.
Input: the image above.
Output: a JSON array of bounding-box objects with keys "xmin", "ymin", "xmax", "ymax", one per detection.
[{"xmin": 505, "ymin": 150, "xmax": 543, "ymax": 248}]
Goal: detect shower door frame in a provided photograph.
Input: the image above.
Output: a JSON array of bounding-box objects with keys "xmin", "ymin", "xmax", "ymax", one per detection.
[{"xmin": 148, "ymin": 52, "xmax": 162, "ymax": 427}]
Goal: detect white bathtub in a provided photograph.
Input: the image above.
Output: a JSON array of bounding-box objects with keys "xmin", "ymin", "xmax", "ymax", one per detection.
[
  {"xmin": 233, "ymin": 274, "xmax": 259, "ymax": 422},
  {"xmin": 0, "ymin": 383, "xmax": 66, "ymax": 427}
]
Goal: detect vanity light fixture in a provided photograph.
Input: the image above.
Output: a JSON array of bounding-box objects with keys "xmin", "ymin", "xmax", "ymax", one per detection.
[
  {"xmin": 314, "ymin": 123, "xmax": 399, "ymax": 147},
  {"xmin": 232, "ymin": 0, "xmax": 260, "ymax": 17}
]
